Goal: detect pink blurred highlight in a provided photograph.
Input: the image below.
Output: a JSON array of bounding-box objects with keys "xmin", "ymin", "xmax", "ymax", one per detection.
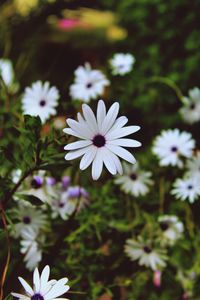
[
  {"xmin": 57, "ymin": 18, "xmax": 89, "ymax": 31},
  {"xmin": 153, "ymin": 270, "xmax": 162, "ymax": 287}
]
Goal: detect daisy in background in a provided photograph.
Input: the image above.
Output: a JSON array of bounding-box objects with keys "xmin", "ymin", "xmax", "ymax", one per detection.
[
  {"xmin": 12, "ymin": 265, "xmax": 70, "ymax": 300},
  {"xmin": 171, "ymin": 176, "xmax": 200, "ymax": 203},
  {"xmin": 114, "ymin": 162, "xmax": 153, "ymax": 197},
  {"xmin": 22, "ymin": 81, "xmax": 60, "ymax": 123},
  {"xmin": 69, "ymin": 63, "xmax": 109, "ymax": 103},
  {"xmin": 152, "ymin": 129, "xmax": 195, "ymax": 168},
  {"xmin": 158, "ymin": 215, "xmax": 184, "ymax": 246},
  {"xmin": 125, "ymin": 236, "xmax": 167, "ymax": 271},
  {"xmin": 20, "ymin": 227, "xmax": 44, "ymax": 271},
  {"xmin": 11, "ymin": 201, "xmax": 47, "ymax": 238},
  {"xmin": 64, "ymin": 99, "xmax": 141, "ymax": 180},
  {"xmin": 109, "ymin": 53, "xmax": 135, "ymax": 75},
  {"xmin": 180, "ymin": 87, "xmax": 200, "ymax": 124},
  {"xmin": 0, "ymin": 58, "xmax": 14, "ymax": 87},
  {"xmin": 186, "ymin": 151, "xmax": 200, "ymax": 177}
]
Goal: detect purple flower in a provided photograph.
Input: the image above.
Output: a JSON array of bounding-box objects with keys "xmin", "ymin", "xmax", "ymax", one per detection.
[
  {"xmin": 62, "ymin": 176, "xmax": 70, "ymax": 189},
  {"xmin": 46, "ymin": 177, "xmax": 56, "ymax": 186}
]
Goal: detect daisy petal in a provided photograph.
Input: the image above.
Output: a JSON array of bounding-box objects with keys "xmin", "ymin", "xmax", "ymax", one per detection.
[
  {"xmin": 106, "ymin": 126, "xmax": 140, "ymax": 140},
  {"xmin": 11, "ymin": 293, "xmax": 30, "ymax": 300},
  {"xmin": 109, "ymin": 138, "xmax": 141, "ymax": 147},
  {"xmin": 40, "ymin": 265, "xmax": 50, "ymax": 293},
  {"xmin": 63, "ymin": 128, "xmax": 87, "ymax": 140},
  {"xmin": 80, "ymin": 146, "xmax": 97, "ymax": 170},
  {"xmin": 92, "ymin": 150, "xmax": 103, "ymax": 180},
  {"xmin": 101, "ymin": 102, "xmax": 119, "ymax": 134},
  {"xmin": 82, "ymin": 103, "xmax": 98, "ymax": 132},
  {"xmin": 106, "ymin": 145, "xmax": 136, "ymax": 164},
  {"xmin": 97, "ymin": 100, "xmax": 106, "ymax": 128},
  {"xmin": 33, "ymin": 268, "xmax": 40, "ymax": 292},
  {"xmin": 18, "ymin": 277, "xmax": 34, "ymax": 296},
  {"xmin": 102, "ymin": 148, "xmax": 117, "ymax": 175},
  {"xmin": 64, "ymin": 147, "xmax": 90, "ymax": 160},
  {"xmin": 64, "ymin": 140, "xmax": 92, "ymax": 150}
]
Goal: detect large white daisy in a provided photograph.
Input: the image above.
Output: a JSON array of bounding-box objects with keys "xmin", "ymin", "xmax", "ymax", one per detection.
[
  {"xmin": 114, "ymin": 162, "xmax": 153, "ymax": 196},
  {"xmin": 12, "ymin": 265, "xmax": 70, "ymax": 300},
  {"xmin": 125, "ymin": 237, "xmax": 167, "ymax": 271},
  {"xmin": 152, "ymin": 129, "xmax": 195, "ymax": 168},
  {"xmin": 22, "ymin": 81, "xmax": 60, "ymax": 123},
  {"xmin": 63, "ymin": 99, "xmax": 141, "ymax": 180},
  {"xmin": 69, "ymin": 63, "xmax": 109, "ymax": 103},
  {"xmin": 171, "ymin": 176, "xmax": 200, "ymax": 203},
  {"xmin": 109, "ymin": 53, "xmax": 135, "ymax": 75},
  {"xmin": 180, "ymin": 87, "xmax": 200, "ymax": 124}
]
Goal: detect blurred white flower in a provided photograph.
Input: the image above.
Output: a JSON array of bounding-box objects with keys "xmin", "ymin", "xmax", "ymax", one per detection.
[
  {"xmin": 110, "ymin": 53, "xmax": 135, "ymax": 75},
  {"xmin": 64, "ymin": 99, "xmax": 141, "ymax": 180},
  {"xmin": 114, "ymin": 162, "xmax": 153, "ymax": 196},
  {"xmin": 20, "ymin": 227, "xmax": 43, "ymax": 271},
  {"xmin": 125, "ymin": 237, "xmax": 167, "ymax": 271},
  {"xmin": 158, "ymin": 215, "xmax": 184, "ymax": 245},
  {"xmin": 12, "ymin": 265, "xmax": 70, "ymax": 300},
  {"xmin": 0, "ymin": 58, "xmax": 14, "ymax": 86},
  {"xmin": 180, "ymin": 88, "xmax": 200, "ymax": 124},
  {"xmin": 186, "ymin": 151, "xmax": 200, "ymax": 177},
  {"xmin": 12, "ymin": 201, "xmax": 47, "ymax": 238},
  {"xmin": 11, "ymin": 169, "xmax": 22, "ymax": 184},
  {"xmin": 152, "ymin": 129, "xmax": 195, "ymax": 168},
  {"xmin": 69, "ymin": 63, "xmax": 109, "ymax": 102},
  {"xmin": 22, "ymin": 81, "xmax": 60, "ymax": 123},
  {"xmin": 171, "ymin": 176, "xmax": 200, "ymax": 203}
]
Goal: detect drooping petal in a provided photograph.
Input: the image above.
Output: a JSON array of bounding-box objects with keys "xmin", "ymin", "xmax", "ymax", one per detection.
[
  {"xmin": 80, "ymin": 146, "xmax": 97, "ymax": 170},
  {"xmin": 92, "ymin": 150, "xmax": 103, "ymax": 180},
  {"xmin": 64, "ymin": 147, "xmax": 90, "ymax": 161},
  {"xmin": 106, "ymin": 145, "xmax": 136, "ymax": 164},
  {"xmin": 102, "ymin": 148, "xmax": 117, "ymax": 175}
]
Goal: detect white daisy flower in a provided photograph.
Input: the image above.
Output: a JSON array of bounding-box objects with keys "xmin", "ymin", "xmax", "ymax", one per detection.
[
  {"xmin": 22, "ymin": 81, "xmax": 60, "ymax": 123},
  {"xmin": 0, "ymin": 58, "xmax": 14, "ymax": 86},
  {"xmin": 63, "ymin": 99, "xmax": 141, "ymax": 180},
  {"xmin": 20, "ymin": 227, "xmax": 43, "ymax": 271},
  {"xmin": 158, "ymin": 215, "xmax": 184, "ymax": 246},
  {"xmin": 69, "ymin": 63, "xmax": 109, "ymax": 103},
  {"xmin": 186, "ymin": 151, "xmax": 200, "ymax": 177},
  {"xmin": 171, "ymin": 176, "xmax": 200, "ymax": 203},
  {"xmin": 125, "ymin": 237, "xmax": 167, "ymax": 271},
  {"xmin": 114, "ymin": 162, "xmax": 153, "ymax": 196},
  {"xmin": 12, "ymin": 265, "xmax": 70, "ymax": 300},
  {"xmin": 152, "ymin": 129, "xmax": 195, "ymax": 168},
  {"xmin": 180, "ymin": 88, "xmax": 200, "ymax": 124},
  {"xmin": 110, "ymin": 53, "xmax": 135, "ymax": 75},
  {"xmin": 12, "ymin": 201, "xmax": 47, "ymax": 238}
]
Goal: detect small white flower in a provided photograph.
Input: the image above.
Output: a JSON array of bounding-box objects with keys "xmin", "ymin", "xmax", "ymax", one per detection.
[
  {"xmin": 20, "ymin": 227, "xmax": 43, "ymax": 271},
  {"xmin": 22, "ymin": 81, "xmax": 60, "ymax": 123},
  {"xmin": 69, "ymin": 63, "xmax": 109, "ymax": 103},
  {"xmin": 180, "ymin": 88, "xmax": 200, "ymax": 124},
  {"xmin": 0, "ymin": 58, "xmax": 14, "ymax": 86},
  {"xmin": 114, "ymin": 162, "xmax": 153, "ymax": 196},
  {"xmin": 110, "ymin": 53, "xmax": 135, "ymax": 75},
  {"xmin": 64, "ymin": 99, "xmax": 141, "ymax": 180},
  {"xmin": 152, "ymin": 129, "xmax": 195, "ymax": 168},
  {"xmin": 12, "ymin": 265, "xmax": 70, "ymax": 300},
  {"xmin": 12, "ymin": 169, "xmax": 22, "ymax": 184},
  {"xmin": 125, "ymin": 237, "xmax": 167, "ymax": 271},
  {"xmin": 158, "ymin": 215, "xmax": 184, "ymax": 246},
  {"xmin": 12, "ymin": 201, "xmax": 47, "ymax": 238},
  {"xmin": 171, "ymin": 176, "xmax": 200, "ymax": 203},
  {"xmin": 186, "ymin": 151, "xmax": 200, "ymax": 177}
]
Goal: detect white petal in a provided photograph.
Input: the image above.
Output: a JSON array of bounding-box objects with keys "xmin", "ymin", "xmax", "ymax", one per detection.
[
  {"xmin": 97, "ymin": 100, "xmax": 106, "ymax": 128},
  {"xmin": 109, "ymin": 138, "xmax": 141, "ymax": 147},
  {"xmin": 11, "ymin": 293, "xmax": 30, "ymax": 300},
  {"xmin": 92, "ymin": 150, "xmax": 104, "ymax": 180},
  {"xmin": 64, "ymin": 147, "xmax": 90, "ymax": 160},
  {"xmin": 64, "ymin": 140, "xmax": 92, "ymax": 150},
  {"xmin": 106, "ymin": 144, "xmax": 136, "ymax": 164},
  {"xmin": 33, "ymin": 268, "xmax": 40, "ymax": 292},
  {"xmin": 80, "ymin": 146, "xmax": 97, "ymax": 170},
  {"xmin": 102, "ymin": 148, "xmax": 117, "ymax": 175},
  {"xmin": 101, "ymin": 102, "xmax": 119, "ymax": 134},
  {"xmin": 18, "ymin": 277, "xmax": 34, "ymax": 296},
  {"xmin": 106, "ymin": 126, "xmax": 140, "ymax": 140},
  {"xmin": 45, "ymin": 278, "xmax": 69, "ymax": 299},
  {"xmin": 66, "ymin": 119, "xmax": 91, "ymax": 139},
  {"xmin": 40, "ymin": 265, "xmax": 50, "ymax": 293},
  {"xmin": 63, "ymin": 128, "xmax": 87, "ymax": 140},
  {"xmin": 82, "ymin": 103, "xmax": 98, "ymax": 132}
]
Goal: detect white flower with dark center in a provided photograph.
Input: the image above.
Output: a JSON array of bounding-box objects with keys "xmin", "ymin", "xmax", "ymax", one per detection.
[
  {"xmin": 125, "ymin": 237, "xmax": 167, "ymax": 271},
  {"xmin": 180, "ymin": 88, "xmax": 200, "ymax": 124},
  {"xmin": 110, "ymin": 53, "xmax": 135, "ymax": 75},
  {"xmin": 114, "ymin": 162, "xmax": 153, "ymax": 196},
  {"xmin": 22, "ymin": 81, "xmax": 60, "ymax": 123},
  {"xmin": 0, "ymin": 58, "xmax": 14, "ymax": 86},
  {"xmin": 12, "ymin": 265, "xmax": 70, "ymax": 300},
  {"xmin": 12, "ymin": 201, "xmax": 47, "ymax": 238},
  {"xmin": 152, "ymin": 129, "xmax": 195, "ymax": 168},
  {"xmin": 63, "ymin": 100, "xmax": 141, "ymax": 180},
  {"xmin": 20, "ymin": 227, "xmax": 43, "ymax": 271},
  {"xmin": 171, "ymin": 176, "xmax": 200, "ymax": 203},
  {"xmin": 158, "ymin": 215, "xmax": 184, "ymax": 246},
  {"xmin": 69, "ymin": 63, "xmax": 109, "ymax": 103},
  {"xmin": 186, "ymin": 151, "xmax": 200, "ymax": 177}
]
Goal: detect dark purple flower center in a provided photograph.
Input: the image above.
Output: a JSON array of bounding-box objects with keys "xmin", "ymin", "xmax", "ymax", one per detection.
[
  {"xmin": 59, "ymin": 202, "xmax": 65, "ymax": 208},
  {"xmin": 187, "ymin": 185, "xmax": 193, "ymax": 190},
  {"xmin": 31, "ymin": 294, "xmax": 44, "ymax": 300},
  {"xmin": 143, "ymin": 246, "xmax": 152, "ymax": 254},
  {"xmin": 171, "ymin": 146, "xmax": 178, "ymax": 152},
  {"xmin": 130, "ymin": 173, "xmax": 137, "ymax": 181},
  {"xmin": 31, "ymin": 177, "xmax": 43, "ymax": 189},
  {"xmin": 39, "ymin": 99, "xmax": 46, "ymax": 107},
  {"xmin": 86, "ymin": 82, "xmax": 92, "ymax": 89},
  {"xmin": 23, "ymin": 216, "xmax": 31, "ymax": 224},
  {"xmin": 190, "ymin": 103, "xmax": 195, "ymax": 110},
  {"xmin": 160, "ymin": 222, "xmax": 169, "ymax": 231},
  {"xmin": 92, "ymin": 134, "xmax": 106, "ymax": 148}
]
